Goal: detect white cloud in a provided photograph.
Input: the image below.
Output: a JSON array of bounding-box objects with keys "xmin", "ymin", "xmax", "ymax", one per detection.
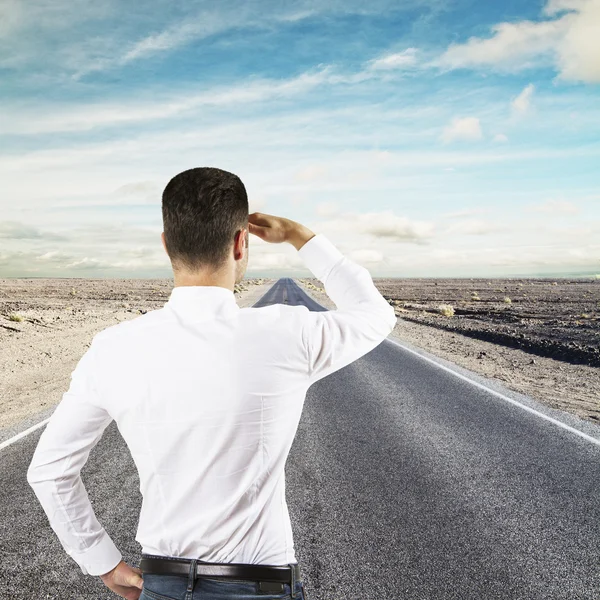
[
  {"xmin": 3, "ymin": 62, "xmax": 438, "ymax": 136},
  {"xmin": 348, "ymin": 248, "xmax": 385, "ymax": 264},
  {"xmin": 73, "ymin": 10, "xmax": 254, "ymax": 77},
  {"xmin": 437, "ymin": 0, "xmax": 600, "ymax": 83},
  {"xmin": 114, "ymin": 181, "xmax": 161, "ymax": 196},
  {"xmin": 0, "ymin": 1, "xmax": 119, "ymax": 71},
  {"xmin": 120, "ymin": 21, "xmax": 209, "ymax": 64},
  {"xmin": 64, "ymin": 256, "xmax": 106, "ymax": 270},
  {"xmin": 1, "ymin": 1, "xmax": 426, "ymax": 77},
  {"xmin": 543, "ymin": 0, "xmax": 589, "ymax": 15},
  {"xmin": 0, "ymin": 241, "xmax": 167, "ymax": 277},
  {"xmin": 439, "ymin": 19, "xmax": 564, "ymax": 70},
  {"xmin": 373, "ymin": 150, "xmax": 393, "ymax": 163},
  {"xmin": 511, "ymin": 83, "xmax": 535, "ymax": 114},
  {"xmin": 0, "ymin": 220, "xmax": 66, "ymax": 240},
  {"xmin": 492, "ymin": 133, "xmax": 509, "ymax": 143},
  {"xmin": 4, "ymin": 136, "xmax": 598, "ymax": 185},
  {"xmin": 37, "ymin": 250, "xmax": 63, "ymax": 261},
  {"xmin": 443, "ymin": 208, "xmax": 488, "ymax": 219},
  {"xmin": 443, "ymin": 218, "xmax": 507, "ymax": 236},
  {"xmin": 110, "ymin": 180, "xmax": 164, "ymax": 205},
  {"xmin": 546, "ymin": 224, "xmax": 598, "ymax": 237},
  {"xmin": 318, "ymin": 210, "xmax": 435, "ymax": 243},
  {"xmin": 527, "ymin": 199, "xmax": 581, "ymax": 215},
  {"xmin": 382, "ymin": 238, "xmax": 600, "ymax": 275},
  {"xmin": 440, "ymin": 116, "xmax": 483, "ymax": 143},
  {"xmin": 359, "ymin": 213, "xmax": 434, "ymax": 242},
  {"xmin": 0, "ymin": 67, "xmax": 334, "ymax": 135},
  {"xmin": 246, "ymin": 250, "xmax": 294, "ymax": 271},
  {"xmin": 486, "ymin": 243, "xmax": 600, "ymax": 268},
  {"xmin": 367, "ymin": 48, "xmax": 417, "ymax": 70},
  {"xmin": 315, "ymin": 202, "xmax": 339, "ymax": 217},
  {"xmin": 117, "ymin": 4, "xmax": 422, "ymax": 78},
  {"xmin": 5, "ymin": 55, "xmax": 467, "ymax": 138},
  {"xmin": 294, "ymin": 165, "xmax": 329, "ymax": 183},
  {"xmin": 553, "ymin": 0, "xmax": 600, "ymax": 82},
  {"xmin": 0, "ymin": 0, "xmax": 24, "ymax": 38}
]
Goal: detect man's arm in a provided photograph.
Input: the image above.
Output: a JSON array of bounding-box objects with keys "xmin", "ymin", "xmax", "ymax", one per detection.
[
  {"xmin": 293, "ymin": 227, "xmax": 397, "ymax": 385},
  {"xmin": 26, "ymin": 339, "xmax": 123, "ymax": 577},
  {"xmin": 246, "ymin": 211, "xmax": 396, "ymax": 384}
]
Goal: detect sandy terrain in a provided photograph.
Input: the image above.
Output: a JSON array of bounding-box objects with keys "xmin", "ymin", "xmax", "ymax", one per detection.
[
  {"xmin": 297, "ymin": 277, "xmax": 600, "ymax": 426},
  {"xmin": 377, "ymin": 277, "xmax": 600, "ymax": 366},
  {"xmin": 0, "ymin": 278, "xmax": 275, "ymax": 434}
]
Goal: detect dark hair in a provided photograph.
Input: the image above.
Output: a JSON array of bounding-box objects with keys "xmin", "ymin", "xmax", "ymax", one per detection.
[{"xmin": 162, "ymin": 167, "xmax": 249, "ymax": 272}]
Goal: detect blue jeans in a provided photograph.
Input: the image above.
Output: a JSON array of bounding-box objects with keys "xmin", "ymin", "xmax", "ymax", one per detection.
[{"xmin": 140, "ymin": 568, "xmax": 307, "ymax": 600}]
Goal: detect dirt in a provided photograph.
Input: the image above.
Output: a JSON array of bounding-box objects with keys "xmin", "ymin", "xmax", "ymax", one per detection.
[
  {"xmin": 379, "ymin": 278, "xmax": 599, "ymax": 366},
  {"xmin": 297, "ymin": 277, "xmax": 600, "ymax": 427}
]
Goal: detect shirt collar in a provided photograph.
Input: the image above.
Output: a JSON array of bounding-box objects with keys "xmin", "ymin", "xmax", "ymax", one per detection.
[{"xmin": 165, "ymin": 285, "xmax": 240, "ymax": 320}]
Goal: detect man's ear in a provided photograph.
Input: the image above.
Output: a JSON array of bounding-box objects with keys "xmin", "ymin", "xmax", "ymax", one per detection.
[
  {"xmin": 235, "ymin": 228, "xmax": 246, "ymax": 258},
  {"xmin": 161, "ymin": 232, "xmax": 167, "ymax": 254}
]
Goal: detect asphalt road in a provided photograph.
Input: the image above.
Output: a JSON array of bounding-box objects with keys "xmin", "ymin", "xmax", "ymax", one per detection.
[{"xmin": 1, "ymin": 278, "xmax": 599, "ymax": 599}]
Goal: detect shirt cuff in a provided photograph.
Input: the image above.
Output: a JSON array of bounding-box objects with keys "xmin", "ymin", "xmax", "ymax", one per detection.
[
  {"xmin": 70, "ymin": 531, "xmax": 123, "ymax": 576},
  {"xmin": 297, "ymin": 233, "xmax": 344, "ymax": 282}
]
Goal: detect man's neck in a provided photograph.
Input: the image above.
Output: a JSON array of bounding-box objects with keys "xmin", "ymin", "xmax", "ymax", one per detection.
[{"xmin": 173, "ymin": 273, "xmax": 235, "ymax": 292}]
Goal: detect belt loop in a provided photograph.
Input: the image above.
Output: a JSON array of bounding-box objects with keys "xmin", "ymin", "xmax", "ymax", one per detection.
[
  {"xmin": 289, "ymin": 563, "xmax": 296, "ymax": 597},
  {"xmin": 186, "ymin": 559, "xmax": 198, "ymax": 597}
]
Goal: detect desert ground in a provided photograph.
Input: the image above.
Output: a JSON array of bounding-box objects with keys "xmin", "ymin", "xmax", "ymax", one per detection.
[
  {"xmin": 297, "ymin": 277, "xmax": 600, "ymax": 426},
  {"xmin": 1, "ymin": 276, "xmax": 598, "ymax": 438}
]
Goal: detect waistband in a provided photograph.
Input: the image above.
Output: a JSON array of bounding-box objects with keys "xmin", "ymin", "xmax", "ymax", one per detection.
[{"xmin": 140, "ymin": 553, "xmax": 301, "ymax": 587}]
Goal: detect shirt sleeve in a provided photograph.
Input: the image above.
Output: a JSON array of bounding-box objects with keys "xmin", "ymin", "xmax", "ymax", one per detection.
[
  {"xmin": 297, "ymin": 233, "xmax": 397, "ymax": 385},
  {"xmin": 26, "ymin": 338, "xmax": 123, "ymax": 577}
]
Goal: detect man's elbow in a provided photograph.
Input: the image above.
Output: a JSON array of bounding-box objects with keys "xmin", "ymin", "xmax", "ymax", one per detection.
[
  {"xmin": 387, "ymin": 303, "xmax": 397, "ymax": 331},
  {"xmin": 364, "ymin": 303, "xmax": 397, "ymax": 340},
  {"xmin": 379, "ymin": 300, "xmax": 397, "ymax": 334}
]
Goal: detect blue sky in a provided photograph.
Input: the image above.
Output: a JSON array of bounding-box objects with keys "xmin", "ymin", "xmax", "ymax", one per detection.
[{"xmin": 1, "ymin": 0, "xmax": 599, "ymax": 278}]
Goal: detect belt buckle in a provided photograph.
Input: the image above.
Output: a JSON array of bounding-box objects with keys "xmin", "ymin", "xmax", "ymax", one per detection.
[{"xmin": 259, "ymin": 581, "xmax": 285, "ymax": 592}]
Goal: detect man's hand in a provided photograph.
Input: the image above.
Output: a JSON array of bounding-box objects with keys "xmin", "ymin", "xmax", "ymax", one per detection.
[
  {"xmin": 248, "ymin": 212, "xmax": 314, "ymax": 250},
  {"xmin": 100, "ymin": 560, "xmax": 144, "ymax": 599}
]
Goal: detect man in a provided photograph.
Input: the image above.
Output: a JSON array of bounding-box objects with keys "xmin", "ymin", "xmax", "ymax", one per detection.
[{"xmin": 27, "ymin": 166, "xmax": 397, "ymax": 599}]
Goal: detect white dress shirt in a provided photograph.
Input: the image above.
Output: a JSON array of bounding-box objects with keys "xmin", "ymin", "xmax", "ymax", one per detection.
[{"xmin": 27, "ymin": 233, "xmax": 397, "ymax": 576}]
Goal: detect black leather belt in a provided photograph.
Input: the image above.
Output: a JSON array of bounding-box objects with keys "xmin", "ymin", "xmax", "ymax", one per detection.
[{"xmin": 140, "ymin": 554, "xmax": 301, "ymax": 592}]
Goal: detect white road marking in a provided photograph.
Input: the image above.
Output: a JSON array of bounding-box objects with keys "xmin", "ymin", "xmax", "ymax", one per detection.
[
  {"xmin": 0, "ymin": 417, "xmax": 51, "ymax": 452},
  {"xmin": 385, "ymin": 336, "xmax": 600, "ymax": 448}
]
